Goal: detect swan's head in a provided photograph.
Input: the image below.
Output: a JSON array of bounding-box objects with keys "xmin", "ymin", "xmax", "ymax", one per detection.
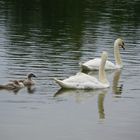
[
  {"xmin": 101, "ymin": 51, "xmax": 108, "ymax": 62},
  {"xmin": 115, "ymin": 38, "xmax": 125, "ymax": 50}
]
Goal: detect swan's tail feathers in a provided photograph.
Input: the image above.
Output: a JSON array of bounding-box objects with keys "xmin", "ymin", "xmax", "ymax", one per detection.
[
  {"xmin": 54, "ymin": 78, "xmax": 64, "ymax": 87},
  {"xmin": 79, "ymin": 62, "xmax": 85, "ymax": 71},
  {"xmin": 54, "ymin": 78, "xmax": 66, "ymax": 88},
  {"xmin": 80, "ymin": 64, "xmax": 91, "ymax": 72}
]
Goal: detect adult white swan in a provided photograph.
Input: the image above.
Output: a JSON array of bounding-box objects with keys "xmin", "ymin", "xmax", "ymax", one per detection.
[
  {"xmin": 54, "ymin": 51, "xmax": 110, "ymax": 89},
  {"xmin": 80, "ymin": 38, "xmax": 125, "ymax": 71}
]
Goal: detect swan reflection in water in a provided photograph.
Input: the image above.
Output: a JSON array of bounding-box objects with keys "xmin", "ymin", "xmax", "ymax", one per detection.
[
  {"xmin": 97, "ymin": 93, "xmax": 106, "ymax": 119},
  {"xmin": 54, "ymin": 88, "xmax": 107, "ymax": 120},
  {"xmin": 112, "ymin": 69, "xmax": 123, "ymax": 97}
]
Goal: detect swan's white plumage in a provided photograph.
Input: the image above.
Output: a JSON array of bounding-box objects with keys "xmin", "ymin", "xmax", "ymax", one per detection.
[
  {"xmin": 54, "ymin": 51, "xmax": 110, "ymax": 89},
  {"xmin": 81, "ymin": 58, "xmax": 116, "ymax": 70},
  {"xmin": 54, "ymin": 72, "xmax": 109, "ymax": 89},
  {"xmin": 80, "ymin": 38, "xmax": 125, "ymax": 71}
]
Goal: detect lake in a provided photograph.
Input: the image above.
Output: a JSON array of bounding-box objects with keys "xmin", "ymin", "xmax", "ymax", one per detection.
[{"xmin": 0, "ymin": 0, "xmax": 140, "ymax": 140}]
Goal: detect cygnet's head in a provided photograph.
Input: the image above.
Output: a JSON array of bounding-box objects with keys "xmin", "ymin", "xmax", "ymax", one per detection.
[
  {"xmin": 27, "ymin": 73, "xmax": 37, "ymax": 79},
  {"xmin": 115, "ymin": 38, "xmax": 125, "ymax": 50}
]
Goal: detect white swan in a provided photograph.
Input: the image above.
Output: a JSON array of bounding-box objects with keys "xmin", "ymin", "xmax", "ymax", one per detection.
[
  {"xmin": 54, "ymin": 51, "xmax": 110, "ymax": 89},
  {"xmin": 80, "ymin": 38, "xmax": 125, "ymax": 71}
]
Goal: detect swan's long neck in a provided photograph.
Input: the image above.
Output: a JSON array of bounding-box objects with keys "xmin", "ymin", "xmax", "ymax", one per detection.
[
  {"xmin": 99, "ymin": 52, "xmax": 108, "ymax": 84},
  {"xmin": 114, "ymin": 43, "xmax": 122, "ymax": 66}
]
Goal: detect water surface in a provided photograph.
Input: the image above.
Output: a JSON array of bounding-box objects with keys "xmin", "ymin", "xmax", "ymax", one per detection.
[{"xmin": 0, "ymin": 0, "xmax": 140, "ymax": 140}]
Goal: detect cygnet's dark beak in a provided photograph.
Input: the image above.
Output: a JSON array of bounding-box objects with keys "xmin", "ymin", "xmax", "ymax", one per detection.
[{"xmin": 32, "ymin": 74, "xmax": 37, "ymax": 78}]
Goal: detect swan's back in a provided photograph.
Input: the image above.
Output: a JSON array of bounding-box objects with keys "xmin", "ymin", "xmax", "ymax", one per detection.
[
  {"xmin": 81, "ymin": 58, "xmax": 115, "ymax": 70},
  {"xmin": 81, "ymin": 58, "xmax": 101, "ymax": 70},
  {"xmin": 63, "ymin": 72, "xmax": 98, "ymax": 83},
  {"xmin": 55, "ymin": 72, "xmax": 109, "ymax": 89}
]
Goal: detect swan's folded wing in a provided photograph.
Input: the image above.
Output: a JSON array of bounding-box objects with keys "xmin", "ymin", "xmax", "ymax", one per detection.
[
  {"xmin": 63, "ymin": 72, "xmax": 97, "ymax": 82},
  {"xmin": 81, "ymin": 58, "xmax": 101, "ymax": 70},
  {"xmin": 55, "ymin": 72, "xmax": 101, "ymax": 89},
  {"xmin": 105, "ymin": 61, "xmax": 116, "ymax": 69}
]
